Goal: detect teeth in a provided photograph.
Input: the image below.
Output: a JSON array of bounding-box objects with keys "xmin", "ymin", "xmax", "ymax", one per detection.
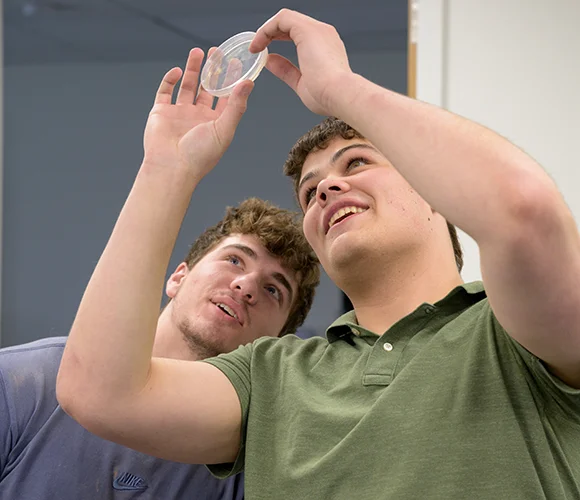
[
  {"xmin": 217, "ymin": 303, "xmax": 238, "ymax": 320},
  {"xmin": 328, "ymin": 206, "xmax": 366, "ymax": 228}
]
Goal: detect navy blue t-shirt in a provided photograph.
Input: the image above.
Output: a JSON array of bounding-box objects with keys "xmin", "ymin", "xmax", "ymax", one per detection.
[{"xmin": 0, "ymin": 337, "xmax": 244, "ymax": 499}]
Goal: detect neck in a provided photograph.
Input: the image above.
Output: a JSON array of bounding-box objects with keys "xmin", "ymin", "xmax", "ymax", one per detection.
[{"xmin": 339, "ymin": 247, "xmax": 463, "ymax": 335}]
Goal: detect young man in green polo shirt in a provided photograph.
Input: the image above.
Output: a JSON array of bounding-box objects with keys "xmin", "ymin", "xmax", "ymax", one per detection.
[{"xmin": 58, "ymin": 9, "xmax": 580, "ymax": 499}]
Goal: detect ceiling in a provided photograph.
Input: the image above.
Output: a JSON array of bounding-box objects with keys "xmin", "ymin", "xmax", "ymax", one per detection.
[{"xmin": 3, "ymin": 0, "xmax": 408, "ymax": 66}]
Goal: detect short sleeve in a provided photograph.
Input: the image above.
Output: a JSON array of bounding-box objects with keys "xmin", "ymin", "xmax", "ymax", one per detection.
[
  {"xmin": 489, "ymin": 304, "xmax": 580, "ymax": 425},
  {"xmin": 0, "ymin": 365, "xmax": 16, "ymax": 475},
  {"xmin": 0, "ymin": 338, "xmax": 66, "ymax": 476},
  {"xmin": 202, "ymin": 342, "xmax": 254, "ymax": 477}
]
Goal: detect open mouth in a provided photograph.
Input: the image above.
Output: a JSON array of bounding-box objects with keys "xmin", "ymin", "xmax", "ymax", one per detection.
[
  {"xmin": 216, "ymin": 303, "xmax": 239, "ymax": 321},
  {"xmin": 327, "ymin": 206, "xmax": 367, "ymax": 232}
]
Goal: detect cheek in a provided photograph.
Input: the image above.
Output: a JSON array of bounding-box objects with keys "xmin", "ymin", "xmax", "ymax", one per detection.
[
  {"xmin": 178, "ymin": 269, "xmax": 221, "ymax": 298},
  {"xmin": 404, "ymin": 190, "xmax": 433, "ymax": 218},
  {"xmin": 302, "ymin": 211, "xmax": 319, "ymax": 248}
]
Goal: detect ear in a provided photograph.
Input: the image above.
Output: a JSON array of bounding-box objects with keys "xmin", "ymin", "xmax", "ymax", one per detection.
[{"xmin": 165, "ymin": 262, "xmax": 190, "ymax": 299}]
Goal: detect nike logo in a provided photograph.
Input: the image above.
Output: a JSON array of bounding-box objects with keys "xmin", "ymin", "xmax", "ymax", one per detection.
[{"xmin": 113, "ymin": 471, "xmax": 148, "ymax": 491}]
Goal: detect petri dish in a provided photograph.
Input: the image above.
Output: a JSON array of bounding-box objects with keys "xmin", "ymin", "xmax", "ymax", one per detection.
[{"xmin": 200, "ymin": 31, "xmax": 268, "ymax": 98}]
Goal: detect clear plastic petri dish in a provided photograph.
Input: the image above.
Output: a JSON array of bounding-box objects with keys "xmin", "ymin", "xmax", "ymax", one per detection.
[{"xmin": 200, "ymin": 31, "xmax": 268, "ymax": 97}]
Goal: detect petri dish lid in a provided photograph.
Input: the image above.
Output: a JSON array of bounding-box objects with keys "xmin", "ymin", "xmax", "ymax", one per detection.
[{"xmin": 200, "ymin": 31, "xmax": 268, "ymax": 98}]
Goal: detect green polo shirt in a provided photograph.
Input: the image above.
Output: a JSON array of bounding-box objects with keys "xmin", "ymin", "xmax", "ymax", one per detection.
[{"xmin": 204, "ymin": 282, "xmax": 580, "ymax": 499}]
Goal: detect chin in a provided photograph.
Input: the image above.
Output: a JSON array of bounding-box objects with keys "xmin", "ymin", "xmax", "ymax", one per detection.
[
  {"xmin": 179, "ymin": 320, "xmax": 226, "ymax": 356},
  {"xmin": 324, "ymin": 235, "xmax": 368, "ymax": 275}
]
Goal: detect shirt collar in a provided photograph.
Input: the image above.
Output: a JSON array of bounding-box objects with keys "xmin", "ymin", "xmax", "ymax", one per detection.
[{"xmin": 326, "ymin": 281, "xmax": 486, "ymax": 343}]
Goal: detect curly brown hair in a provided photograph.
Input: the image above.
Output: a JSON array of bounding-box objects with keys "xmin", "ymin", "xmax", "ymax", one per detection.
[
  {"xmin": 183, "ymin": 198, "xmax": 320, "ymax": 336},
  {"xmin": 284, "ymin": 117, "xmax": 463, "ymax": 272}
]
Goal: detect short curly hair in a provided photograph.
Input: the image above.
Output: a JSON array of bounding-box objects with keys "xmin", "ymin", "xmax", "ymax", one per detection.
[
  {"xmin": 184, "ymin": 198, "xmax": 320, "ymax": 336},
  {"xmin": 283, "ymin": 117, "xmax": 463, "ymax": 272}
]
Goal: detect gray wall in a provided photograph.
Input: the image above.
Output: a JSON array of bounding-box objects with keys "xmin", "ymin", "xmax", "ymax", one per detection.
[{"xmin": 2, "ymin": 50, "xmax": 407, "ymax": 347}]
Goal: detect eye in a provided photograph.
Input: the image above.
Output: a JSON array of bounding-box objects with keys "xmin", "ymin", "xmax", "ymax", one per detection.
[
  {"xmin": 226, "ymin": 255, "xmax": 241, "ymax": 266},
  {"xmin": 304, "ymin": 186, "xmax": 316, "ymax": 206},
  {"xmin": 346, "ymin": 157, "xmax": 368, "ymax": 171},
  {"xmin": 265, "ymin": 285, "xmax": 281, "ymax": 301},
  {"xmin": 299, "ymin": 184, "xmax": 317, "ymax": 211}
]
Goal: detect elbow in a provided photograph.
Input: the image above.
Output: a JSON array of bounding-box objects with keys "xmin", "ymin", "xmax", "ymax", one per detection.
[
  {"xmin": 56, "ymin": 356, "xmax": 83, "ymax": 420},
  {"xmin": 57, "ymin": 349, "xmax": 143, "ymax": 443},
  {"xmin": 56, "ymin": 352, "xmax": 98, "ymax": 430},
  {"xmin": 56, "ymin": 369, "xmax": 111, "ymax": 438},
  {"xmin": 501, "ymin": 172, "xmax": 570, "ymax": 244}
]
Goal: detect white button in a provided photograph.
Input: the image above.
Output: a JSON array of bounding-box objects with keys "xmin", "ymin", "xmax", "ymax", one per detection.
[
  {"xmin": 383, "ymin": 342, "xmax": 393, "ymax": 352},
  {"xmin": 351, "ymin": 328, "xmax": 361, "ymax": 336}
]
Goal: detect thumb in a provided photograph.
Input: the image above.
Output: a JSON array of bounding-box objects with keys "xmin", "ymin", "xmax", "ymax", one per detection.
[
  {"xmin": 266, "ymin": 53, "xmax": 301, "ymax": 93},
  {"xmin": 214, "ymin": 80, "xmax": 254, "ymax": 143}
]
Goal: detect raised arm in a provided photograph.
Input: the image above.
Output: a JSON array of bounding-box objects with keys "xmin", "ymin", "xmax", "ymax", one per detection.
[
  {"xmin": 57, "ymin": 49, "xmax": 253, "ymax": 463},
  {"xmin": 252, "ymin": 9, "xmax": 580, "ymax": 387}
]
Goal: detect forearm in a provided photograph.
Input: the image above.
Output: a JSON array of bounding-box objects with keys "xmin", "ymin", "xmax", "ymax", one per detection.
[
  {"xmin": 331, "ymin": 74, "xmax": 560, "ymax": 242},
  {"xmin": 58, "ymin": 163, "xmax": 198, "ymax": 403}
]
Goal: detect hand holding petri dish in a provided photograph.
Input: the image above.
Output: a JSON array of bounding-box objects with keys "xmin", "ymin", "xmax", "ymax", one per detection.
[{"xmin": 200, "ymin": 32, "xmax": 268, "ymax": 97}]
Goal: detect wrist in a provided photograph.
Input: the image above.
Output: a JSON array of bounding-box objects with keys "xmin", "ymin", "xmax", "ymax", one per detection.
[
  {"xmin": 325, "ymin": 73, "xmax": 370, "ymax": 118},
  {"xmin": 137, "ymin": 159, "xmax": 203, "ymax": 194},
  {"xmin": 327, "ymin": 73, "xmax": 387, "ymax": 131}
]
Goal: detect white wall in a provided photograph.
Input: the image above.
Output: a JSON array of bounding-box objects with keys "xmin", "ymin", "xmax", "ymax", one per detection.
[
  {"xmin": 2, "ymin": 50, "xmax": 408, "ymax": 346},
  {"xmin": 417, "ymin": 0, "xmax": 580, "ymax": 283}
]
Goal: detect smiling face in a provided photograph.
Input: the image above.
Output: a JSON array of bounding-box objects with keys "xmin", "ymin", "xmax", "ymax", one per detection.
[
  {"xmin": 164, "ymin": 234, "xmax": 298, "ymax": 357},
  {"xmin": 298, "ymin": 137, "xmax": 439, "ymax": 286}
]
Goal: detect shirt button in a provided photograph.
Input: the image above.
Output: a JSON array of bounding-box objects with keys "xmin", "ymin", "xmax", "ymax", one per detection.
[
  {"xmin": 424, "ymin": 306, "xmax": 435, "ymax": 314},
  {"xmin": 383, "ymin": 342, "xmax": 394, "ymax": 352},
  {"xmin": 351, "ymin": 328, "xmax": 361, "ymax": 336}
]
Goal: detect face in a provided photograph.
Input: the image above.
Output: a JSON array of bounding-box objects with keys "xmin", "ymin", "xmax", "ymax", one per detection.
[
  {"xmin": 164, "ymin": 234, "xmax": 297, "ymax": 357},
  {"xmin": 297, "ymin": 137, "xmax": 437, "ymax": 282}
]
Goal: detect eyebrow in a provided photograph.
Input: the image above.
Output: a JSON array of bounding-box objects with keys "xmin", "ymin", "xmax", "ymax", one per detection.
[
  {"xmin": 297, "ymin": 143, "xmax": 380, "ymax": 194},
  {"xmin": 224, "ymin": 243, "xmax": 257, "ymax": 259},
  {"xmin": 222, "ymin": 244, "xmax": 294, "ymax": 304}
]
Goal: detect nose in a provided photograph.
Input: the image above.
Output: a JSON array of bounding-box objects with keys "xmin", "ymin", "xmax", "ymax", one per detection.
[
  {"xmin": 316, "ymin": 177, "xmax": 351, "ymax": 207},
  {"xmin": 230, "ymin": 274, "xmax": 258, "ymax": 305}
]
